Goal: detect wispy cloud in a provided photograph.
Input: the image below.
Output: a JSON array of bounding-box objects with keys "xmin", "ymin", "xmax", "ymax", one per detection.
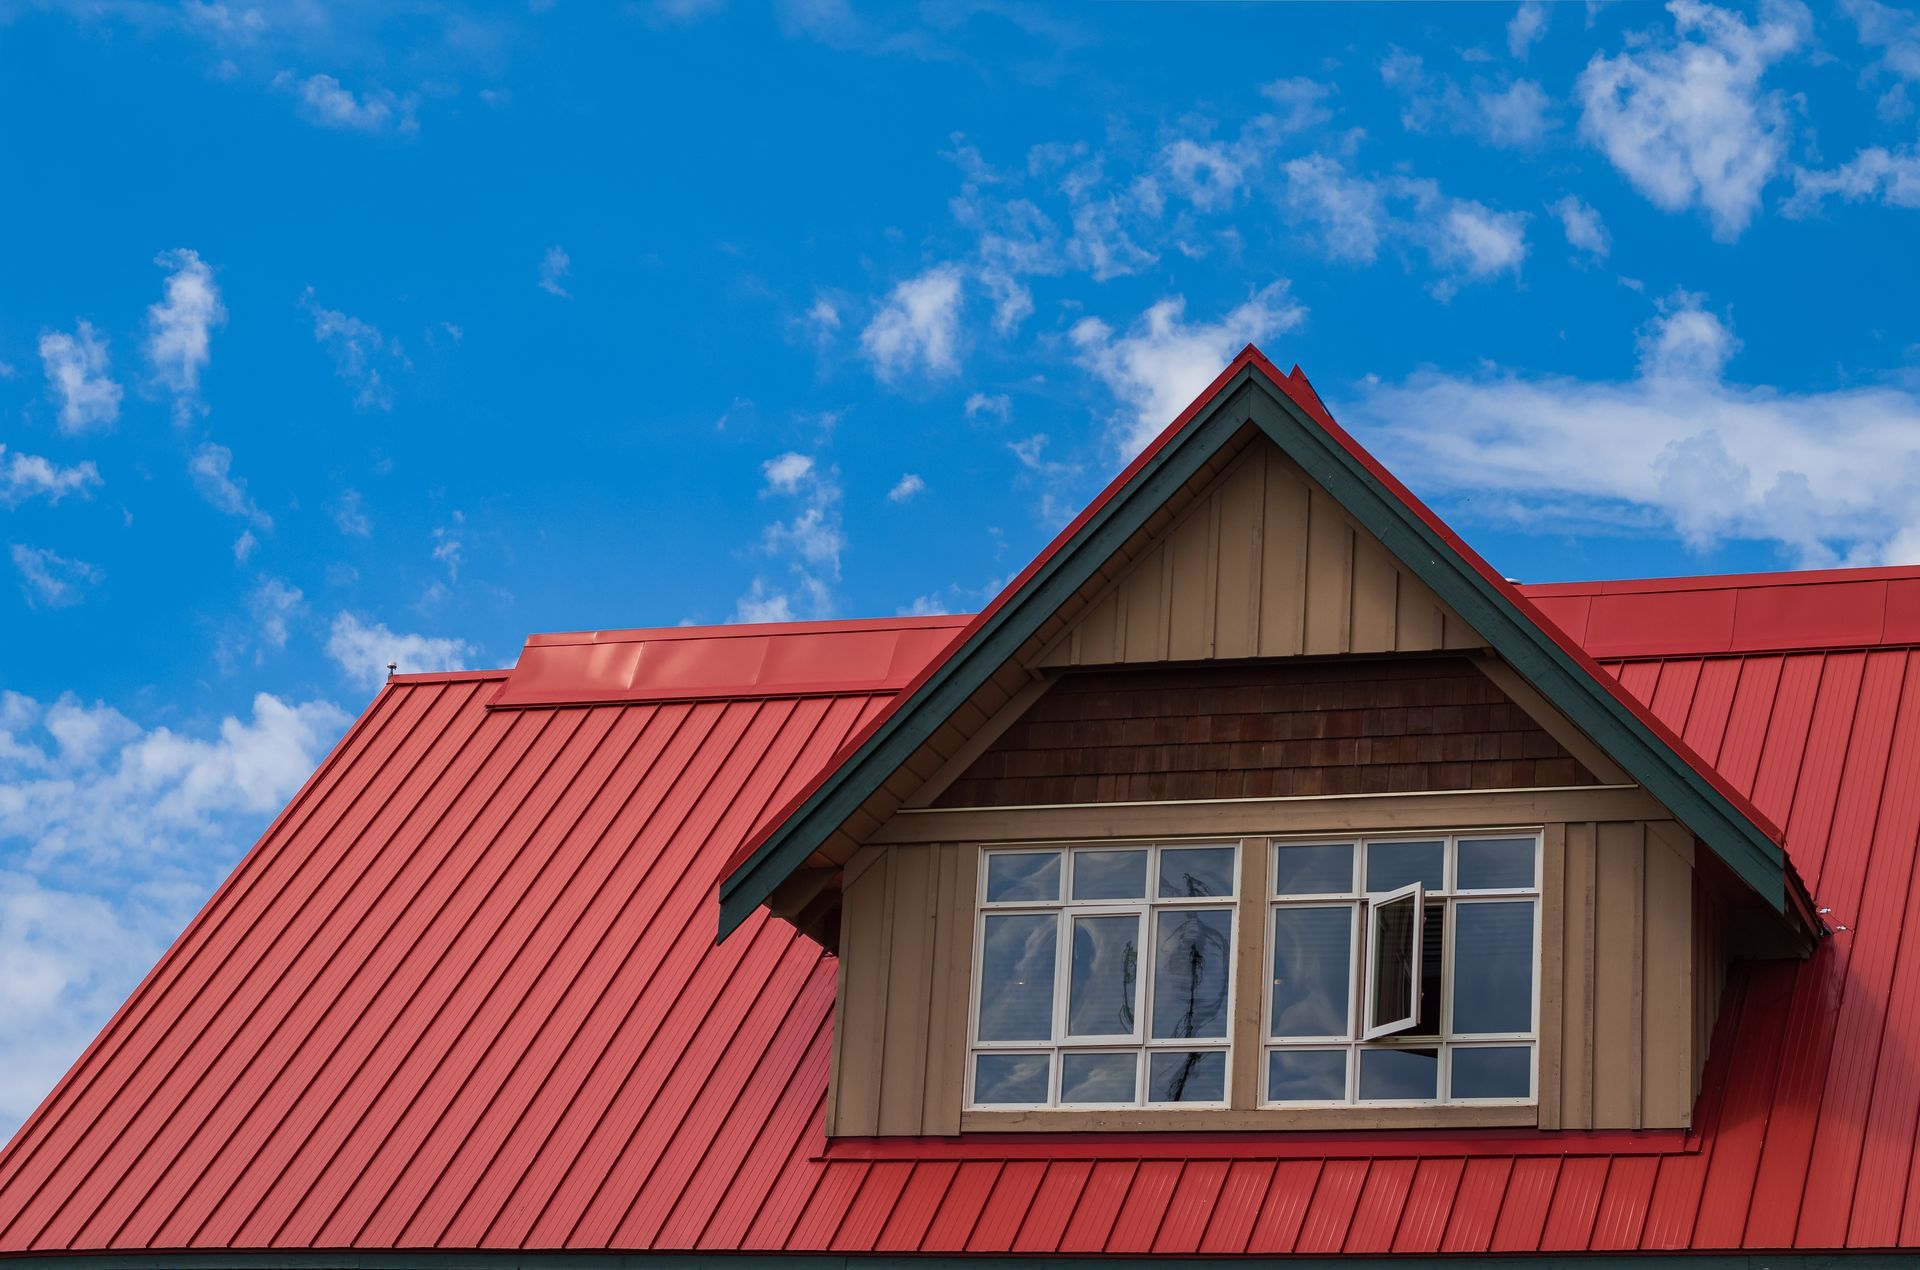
[
  {"xmin": 538, "ymin": 245, "xmax": 572, "ymax": 297},
  {"xmin": 1551, "ymin": 194, "xmax": 1612, "ymax": 258},
  {"xmin": 144, "ymin": 249, "xmax": 226, "ymax": 422},
  {"xmin": 861, "ymin": 265, "xmax": 965, "ymax": 382},
  {"xmin": 279, "ymin": 72, "xmax": 419, "ymax": 134},
  {"xmin": 888, "ymin": 473, "xmax": 925, "ymax": 503},
  {"xmin": 187, "ymin": 443, "xmax": 273, "ymax": 531},
  {"xmin": 1, "ymin": 448, "xmax": 100, "ymax": 509},
  {"xmin": 734, "ymin": 450, "xmax": 845, "ymax": 622},
  {"xmin": 38, "ymin": 322, "xmax": 122, "ymax": 434},
  {"xmin": 301, "ymin": 288, "xmax": 403, "ymax": 410},
  {"xmin": 9, "ymin": 545, "xmax": 104, "ymax": 609},
  {"xmin": 325, "ymin": 613, "xmax": 477, "ymax": 689}
]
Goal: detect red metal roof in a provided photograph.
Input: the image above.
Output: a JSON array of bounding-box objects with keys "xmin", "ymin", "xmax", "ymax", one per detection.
[{"xmin": 1, "ymin": 559, "xmax": 1918, "ymax": 1256}]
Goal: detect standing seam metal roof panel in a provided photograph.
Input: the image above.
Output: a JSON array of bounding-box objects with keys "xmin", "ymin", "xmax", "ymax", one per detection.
[{"xmin": 7, "ymin": 565, "xmax": 1920, "ymax": 1255}]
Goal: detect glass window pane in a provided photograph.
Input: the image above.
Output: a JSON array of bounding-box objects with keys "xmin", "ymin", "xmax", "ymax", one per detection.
[
  {"xmin": 1452, "ymin": 1046, "xmax": 1532, "ymax": 1099},
  {"xmin": 972, "ymin": 1052, "xmax": 1050, "ymax": 1105},
  {"xmin": 977, "ymin": 913, "xmax": 1057, "ymax": 1041},
  {"xmin": 1072, "ymin": 848, "xmax": 1148, "ymax": 900},
  {"xmin": 1366, "ymin": 890, "xmax": 1421, "ymax": 1035},
  {"xmin": 1061, "ymin": 1052, "xmax": 1137, "ymax": 1104},
  {"xmin": 985, "ymin": 851, "xmax": 1060, "ymax": 903},
  {"xmin": 1068, "ymin": 915, "xmax": 1140, "ymax": 1037},
  {"xmin": 1273, "ymin": 842, "xmax": 1353, "ymax": 895},
  {"xmin": 1151, "ymin": 908, "xmax": 1234, "ymax": 1039},
  {"xmin": 1457, "ymin": 837, "xmax": 1536, "ymax": 890},
  {"xmin": 1365, "ymin": 839, "xmax": 1444, "ymax": 892},
  {"xmin": 1270, "ymin": 906, "xmax": 1353, "ymax": 1038},
  {"xmin": 1267, "ymin": 1049, "xmax": 1348, "ymax": 1102},
  {"xmin": 1147, "ymin": 1050, "xmax": 1226, "ymax": 1103},
  {"xmin": 1452, "ymin": 901, "xmax": 1535, "ymax": 1034},
  {"xmin": 1358, "ymin": 1047, "xmax": 1439, "ymax": 1100},
  {"xmin": 1158, "ymin": 845, "xmax": 1236, "ymax": 898}
]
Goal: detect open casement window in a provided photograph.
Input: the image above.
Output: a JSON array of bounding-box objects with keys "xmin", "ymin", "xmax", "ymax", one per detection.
[{"xmin": 1363, "ymin": 881, "xmax": 1425, "ymax": 1040}]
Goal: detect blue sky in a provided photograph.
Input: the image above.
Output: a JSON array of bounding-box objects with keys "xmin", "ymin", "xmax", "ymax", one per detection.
[{"xmin": 2, "ymin": 0, "xmax": 1919, "ymax": 1135}]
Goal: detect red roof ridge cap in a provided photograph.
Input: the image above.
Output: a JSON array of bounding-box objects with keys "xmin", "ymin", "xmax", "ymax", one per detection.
[{"xmin": 522, "ymin": 613, "xmax": 971, "ymax": 648}]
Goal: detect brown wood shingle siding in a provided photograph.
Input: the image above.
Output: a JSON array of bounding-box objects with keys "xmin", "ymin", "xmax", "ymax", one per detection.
[{"xmin": 933, "ymin": 657, "xmax": 1600, "ymax": 808}]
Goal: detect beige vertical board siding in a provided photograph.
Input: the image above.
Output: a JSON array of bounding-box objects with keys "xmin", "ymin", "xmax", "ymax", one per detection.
[
  {"xmin": 1641, "ymin": 824, "xmax": 1696, "ymax": 1126},
  {"xmin": 1536, "ymin": 824, "xmax": 1567, "ymax": 1130},
  {"xmin": 830, "ymin": 842, "xmax": 977, "ymax": 1137},
  {"xmin": 877, "ymin": 846, "xmax": 934, "ymax": 1135},
  {"xmin": 1592, "ymin": 821, "xmax": 1646, "ymax": 1128},
  {"xmin": 1035, "ymin": 439, "xmax": 1488, "ymax": 669},
  {"xmin": 1558, "ymin": 821, "xmax": 1598, "ymax": 1129}
]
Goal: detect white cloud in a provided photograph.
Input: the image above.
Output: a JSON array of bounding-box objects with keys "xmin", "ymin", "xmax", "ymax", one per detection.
[
  {"xmin": 144, "ymin": 249, "xmax": 225, "ymax": 420},
  {"xmin": 1279, "ymin": 158, "xmax": 1531, "ymax": 293},
  {"xmin": 431, "ymin": 511, "xmax": 465, "ymax": 581},
  {"xmin": 1552, "ymin": 194, "xmax": 1613, "ymax": 257},
  {"xmin": 249, "ymin": 578, "xmax": 304, "ymax": 652},
  {"xmin": 888, "ymin": 473, "xmax": 925, "ymax": 503},
  {"xmin": 965, "ymin": 392, "xmax": 1012, "ymax": 423},
  {"xmin": 1, "ymin": 447, "xmax": 100, "ymax": 508},
  {"xmin": 0, "ymin": 688, "xmax": 349, "ymax": 1136},
  {"xmin": 1381, "ymin": 51, "xmax": 1554, "ymax": 148},
  {"xmin": 1787, "ymin": 145, "xmax": 1920, "ymax": 214},
  {"xmin": 301, "ymin": 288, "xmax": 401, "ymax": 410},
  {"xmin": 38, "ymin": 322, "xmax": 123, "ymax": 434},
  {"xmin": 188, "ymin": 443, "xmax": 272, "ymax": 530},
  {"xmin": 232, "ymin": 530, "xmax": 258, "ymax": 564},
  {"xmin": 325, "ymin": 613, "xmax": 477, "ymax": 689},
  {"xmin": 1846, "ymin": 0, "xmax": 1920, "ymax": 83},
  {"xmin": 538, "ymin": 245, "xmax": 572, "ymax": 297},
  {"xmin": 1259, "ymin": 77, "xmax": 1338, "ymax": 133},
  {"xmin": 332, "ymin": 488, "xmax": 371, "ymax": 536},
  {"xmin": 1576, "ymin": 0, "xmax": 1810, "ymax": 241},
  {"xmin": 735, "ymin": 450, "xmax": 844, "ymax": 622},
  {"xmin": 1343, "ymin": 289, "xmax": 1920, "ymax": 564},
  {"xmin": 1071, "ymin": 282, "xmax": 1308, "ymax": 455},
  {"xmin": 1162, "ymin": 138, "xmax": 1246, "ymax": 213},
  {"xmin": 861, "ymin": 265, "xmax": 965, "ymax": 382},
  {"xmin": 10, "ymin": 545, "xmax": 102, "ymax": 609},
  {"xmin": 762, "ymin": 451, "xmax": 815, "ymax": 494},
  {"xmin": 1280, "ymin": 154, "xmax": 1387, "ymax": 263},
  {"xmin": 281, "ymin": 72, "xmax": 418, "ymax": 134},
  {"xmin": 1508, "ymin": 2, "xmax": 1549, "ymax": 58}
]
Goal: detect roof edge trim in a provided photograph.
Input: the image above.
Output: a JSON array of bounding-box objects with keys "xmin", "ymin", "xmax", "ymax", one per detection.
[{"xmin": 0, "ymin": 1252, "xmax": 1910, "ymax": 1269}]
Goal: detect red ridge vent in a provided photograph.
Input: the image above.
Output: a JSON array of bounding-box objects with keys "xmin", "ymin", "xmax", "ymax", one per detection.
[{"xmin": 492, "ymin": 614, "xmax": 968, "ymax": 707}]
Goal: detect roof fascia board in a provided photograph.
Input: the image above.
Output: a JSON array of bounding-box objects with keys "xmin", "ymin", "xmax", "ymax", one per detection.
[
  {"xmin": 0, "ymin": 1252, "xmax": 1908, "ymax": 1269},
  {"xmin": 716, "ymin": 371, "xmax": 1266, "ymax": 936},
  {"xmin": 1239, "ymin": 387, "xmax": 1790, "ymax": 912}
]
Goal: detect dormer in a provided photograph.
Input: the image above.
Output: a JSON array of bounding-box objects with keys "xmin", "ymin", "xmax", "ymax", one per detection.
[{"xmin": 718, "ymin": 348, "xmax": 1818, "ymax": 1137}]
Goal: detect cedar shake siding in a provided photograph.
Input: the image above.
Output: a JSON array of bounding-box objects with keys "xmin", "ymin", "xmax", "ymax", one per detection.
[{"xmin": 931, "ymin": 656, "xmax": 1601, "ymax": 809}]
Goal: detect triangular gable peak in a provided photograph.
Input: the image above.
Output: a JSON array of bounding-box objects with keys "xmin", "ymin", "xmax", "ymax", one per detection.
[
  {"xmin": 1032, "ymin": 431, "xmax": 1484, "ymax": 668},
  {"xmin": 719, "ymin": 347, "xmax": 1814, "ymax": 942}
]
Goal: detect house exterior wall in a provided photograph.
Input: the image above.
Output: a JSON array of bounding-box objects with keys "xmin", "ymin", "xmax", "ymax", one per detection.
[{"xmin": 831, "ymin": 802, "xmax": 1716, "ymax": 1137}]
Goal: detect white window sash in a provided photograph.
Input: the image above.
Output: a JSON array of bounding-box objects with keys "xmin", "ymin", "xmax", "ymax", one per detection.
[{"xmin": 1362, "ymin": 880, "xmax": 1425, "ymax": 1040}]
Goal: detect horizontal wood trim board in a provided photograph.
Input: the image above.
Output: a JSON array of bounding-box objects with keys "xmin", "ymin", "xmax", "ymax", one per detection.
[{"xmin": 873, "ymin": 785, "xmax": 1664, "ymax": 844}]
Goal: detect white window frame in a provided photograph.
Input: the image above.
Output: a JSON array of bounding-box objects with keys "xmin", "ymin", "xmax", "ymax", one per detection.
[
  {"xmin": 966, "ymin": 841, "xmax": 1239, "ymax": 1110},
  {"xmin": 1262, "ymin": 831, "xmax": 1541, "ymax": 1109}
]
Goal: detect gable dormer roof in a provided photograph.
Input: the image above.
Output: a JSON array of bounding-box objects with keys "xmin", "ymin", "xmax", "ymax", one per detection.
[{"xmin": 717, "ymin": 347, "xmax": 1813, "ymax": 939}]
